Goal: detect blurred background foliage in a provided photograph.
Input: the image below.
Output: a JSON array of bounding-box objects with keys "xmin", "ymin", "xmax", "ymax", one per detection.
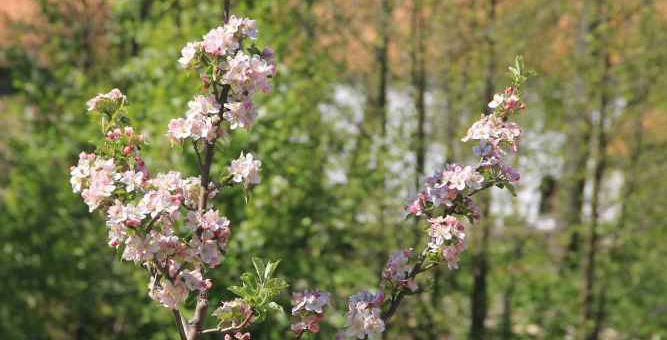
[{"xmin": 0, "ymin": 0, "xmax": 666, "ymax": 339}]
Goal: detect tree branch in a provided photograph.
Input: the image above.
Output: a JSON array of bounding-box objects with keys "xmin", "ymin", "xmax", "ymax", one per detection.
[
  {"xmin": 173, "ymin": 309, "xmax": 188, "ymax": 340},
  {"xmin": 185, "ymin": 3, "xmax": 231, "ymax": 339}
]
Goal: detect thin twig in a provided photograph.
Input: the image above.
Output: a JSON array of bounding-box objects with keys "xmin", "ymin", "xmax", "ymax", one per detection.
[
  {"xmin": 192, "ymin": 141, "xmax": 204, "ymax": 173},
  {"xmin": 200, "ymin": 312, "xmax": 253, "ymax": 334},
  {"xmin": 173, "ymin": 309, "xmax": 188, "ymax": 340}
]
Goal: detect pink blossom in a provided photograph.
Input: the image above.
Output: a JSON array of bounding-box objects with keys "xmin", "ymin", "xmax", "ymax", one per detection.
[
  {"xmin": 122, "ymin": 235, "xmax": 155, "ymax": 263},
  {"xmin": 202, "ymin": 26, "xmax": 239, "ymax": 56},
  {"xmin": 70, "ymin": 152, "xmax": 96, "ymax": 193},
  {"xmin": 224, "ymin": 52, "xmax": 251, "ymax": 86},
  {"xmin": 223, "ymin": 101, "xmax": 257, "ymax": 130},
  {"xmin": 115, "ymin": 170, "xmax": 144, "ymax": 193},
  {"xmin": 291, "ymin": 314, "xmax": 324, "ymax": 336},
  {"xmin": 292, "ymin": 290, "xmax": 330, "ymax": 315},
  {"xmin": 229, "ymin": 152, "xmax": 261, "ymax": 186},
  {"xmin": 462, "ymin": 114, "xmax": 521, "ymax": 153},
  {"xmin": 181, "ymin": 268, "xmax": 212, "ymax": 291},
  {"xmin": 167, "ymin": 96, "xmax": 221, "ymax": 142},
  {"xmin": 107, "ymin": 222, "xmax": 127, "ymax": 248},
  {"xmin": 187, "ymin": 95, "xmax": 220, "ymax": 117},
  {"xmin": 140, "ymin": 189, "xmax": 181, "ymax": 218},
  {"xmin": 198, "ymin": 209, "xmax": 231, "ymax": 236},
  {"xmin": 224, "ymin": 332, "xmax": 251, "ymax": 340},
  {"xmin": 442, "ymin": 241, "xmax": 466, "ymax": 270},
  {"xmin": 148, "ymin": 277, "xmax": 188, "ymax": 309},
  {"xmin": 150, "ymin": 171, "xmax": 183, "ymax": 191},
  {"xmin": 178, "ymin": 41, "xmax": 201, "ymax": 68},
  {"xmin": 488, "ymin": 87, "xmax": 522, "ymax": 112},
  {"xmin": 228, "ymin": 15, "xmax": 258, "ymax": 40},
  {"xmin": 441, "ymin": 164, "xmax": 484, "ymax": 191},
  {"xmin": 167, "ymin": 118, "xmax": 191, "ymax": 141},
  {"xmin": 382, "ymin": 250, "xmax": 417, "ymax": 291},
  {"xmin": 80, "ymin": 158, "xmax": 116, "ymax": 212},
  {"xmin": 344, "ymin": 291, "xmax": 385, "ymax": 339},
  {"xmin": 405, "ymin": 194, "xmax": 425, "ymax": 216},
  {"xmin": 86, "ymin": 88, "xmax": 127, "ymax": 112},
  {"xmin": 428, "ymin": 215, "xmax": 466, "ymax": 252},
  {"xmin": 200, "ymin": 239, "xmax": 222, "ymax": 267}
]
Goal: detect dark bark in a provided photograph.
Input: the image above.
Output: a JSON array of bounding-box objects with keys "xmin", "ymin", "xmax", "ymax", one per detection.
[
  {"xmin": 412, "ymin": 0, "xmax": 426, "ymax": 192},
  {"xmin": 376, "ymin": 0, "xmax": 392, "ymax": 235},
  {"xmin": 580, "ymin": 1, "xmax": 610, "ymax": 337}
]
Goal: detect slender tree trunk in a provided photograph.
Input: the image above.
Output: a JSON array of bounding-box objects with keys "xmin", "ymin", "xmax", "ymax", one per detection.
[
  {"xmin": 500, "ymin": 239, "xmax": 523, "ymax": 340},
  {"xmin": 412, "ymin": 0, "xmax": 427, "ymax": 192},
  {"xmin": 376, "ymin": 0, "xmax": 392, "ymax": 241},
  {"xmin": 592, "ymin": 0, "xmax": 655, "ymax": 335},
  {"xmin": 580, "ymin": 1, "xmax": 610, "ymax": 337},
  {"xmin": 561, "ymin": 0, "xmax": 593, "ymax": 269},
  {"xmin": 470, "ymin": 1, "xmax": 495, "ymax": 339}
]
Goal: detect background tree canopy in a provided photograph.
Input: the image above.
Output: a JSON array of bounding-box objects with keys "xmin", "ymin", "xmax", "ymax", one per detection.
[{"xmin": 0, "ymin": 0, "xmax": 666, "ymax": 339}]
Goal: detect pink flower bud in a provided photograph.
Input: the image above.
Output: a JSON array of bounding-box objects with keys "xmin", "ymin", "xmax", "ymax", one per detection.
[
  {"xmin": 123, "ymin": 146, "xmax": 134, "ymax": 156},
  {"xmin": 125, "ymin": 219, "xmax": 141, "ymax": 228}
]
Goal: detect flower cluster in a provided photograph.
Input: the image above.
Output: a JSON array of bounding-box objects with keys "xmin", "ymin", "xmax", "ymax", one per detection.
[
  {"xmin": 335, "ymin": 80, "xmax": 527, "ymax": 338},
  {"xmin": 487, "ymin": 86, "xmax": 524, "ymax": 113},
  {"xmin": 290, "ymin": 290, "xmax": 331, "ymax": 337},
  {"xmin": 463, "ymin": 86, "xmax": 525, "ymax": 183},
  {"xmin": 71, "ymin": 14, "xmax": 276, "ymax": 337},
  {"xmin": 344, "ymin": 291, "xmax": 385, "ymax": 339},
  {"xmin": 168, "ymin": 95, "xmax": 221, "ymax": 142},
  {"xmin": 407, "ymin": 163, "xmax": 485, "ymax": 218},
  {"xmin": 402, "ymin": 84, "xmax": 526, "ymax": 272},
  {"xmin": 73, "ymin": 90, "xmax": 260, "ymax": 310},
  {"xmin": 71, "ymin": 153, "xmax": 116, "ymax": 211},
  {"xmin": 86, "ymin": 88, "xmax": 127, "ymax": 113},
  {"xmin": 382, "ymin": 250, "xmax": 417, "ymax": 292},
  {"xmin": 427, "ymin": 216, "xmax": 466, "ymax": 269},
  {"xmin": 174, "ymin": 15, "xmax": 275, "ymax": 135}
]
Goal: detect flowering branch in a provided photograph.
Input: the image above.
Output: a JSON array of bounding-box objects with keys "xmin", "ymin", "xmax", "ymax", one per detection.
[
  {"xmin": 71, "ymin": 3, "xmax": 278, "ymax": 340},
  {"xmin": 291, "ymin": 57, "xmax": 531, "ymax": 339}
]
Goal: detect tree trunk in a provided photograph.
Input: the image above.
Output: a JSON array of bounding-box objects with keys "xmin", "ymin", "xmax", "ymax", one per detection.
[
  {"xmin": 580, "ymin": 1, "xmax": 610, "ymax": 337},
  {"xmin": 376, "ymin": 0, "xmax": 392, "ymax": 240},
  {"xmin": 591, "ymin": 0, "xmax": 655, "ymax": 335},
  {"xmin": 561, "ymin": 0, "xmax": 594, "ymax": 269},
  {"xmin": 412, "ymin": 0, "xmax": 426, "ymax": 192}
]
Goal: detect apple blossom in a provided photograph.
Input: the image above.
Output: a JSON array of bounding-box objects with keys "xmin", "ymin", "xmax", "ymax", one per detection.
[
  {"xmin": 229, "ymin": 152, "xmax": 261, "ymax": 186},
  {"xmin": 179, "ymin": 42, "xmax": 201, "ymax": 68},
  {"xmin": 344, "ymin": 291, "xmax": 385, "ymax": 339}
]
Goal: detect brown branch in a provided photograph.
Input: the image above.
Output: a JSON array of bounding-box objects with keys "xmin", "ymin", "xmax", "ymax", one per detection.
[
  {"xmin": 173, "ymin": 309, "xmax": 188, "ymax": 340},
  {"xmin": 186, "ymin": 2, "xmax": 231, "ymax": 339}
]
